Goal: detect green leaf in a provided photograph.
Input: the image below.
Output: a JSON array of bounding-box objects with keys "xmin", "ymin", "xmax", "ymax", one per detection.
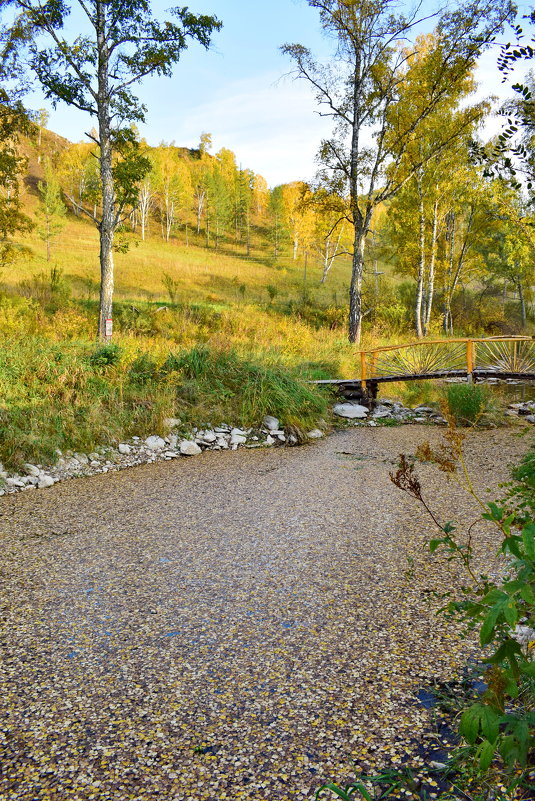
[
  {"xmin": 503, "ymin": 599, "xmax": 518, "ymax": 627},
  {"xmin": 502, "ymin": 537, "xmax": 523, "ymax": 559},
  {"xmin": 480, "ymin": 603, "xmax": 503, "ymax": 645},
  {"xmin": 477, "ymin": 739, "xmax": 495, "ymax": 771},
  {"xmin": 519, "ymin": 661, "xmax": 535, "ymax": 677},
  {"xmin": 429, "ymin": 539, "xmax": 442, "ymax": 553},
  {"xmin": 499, "ymin": 735, "xmax": 520, "ymax": 768},
  {"xmin": 519, "ymin": 584, "xmax": 535, "ymax": 603},
  {"xmin": 480, "ymin": 706, "xmax": 500, "ymax": 743},
  {"xmin": 487, "ymin": 502, "xmax": 504, "ymax": 521},
  {"xmin": 459, "ymin": 704, "xmax": 482, "ymax": 745},
  {"xmin": 504, "ymin": 676, "xmax": 519, "ymax": 698},
  {"xmin": 521, "ymin": 524, "xmax": 535, "ymax": 560},
  {"xmin": 316, "ymin": 783, "xmax": 371, "ymax": 801}
]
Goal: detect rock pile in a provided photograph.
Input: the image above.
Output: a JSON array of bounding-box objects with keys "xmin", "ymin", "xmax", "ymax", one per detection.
[
  {"xmin": 332, "ymin": 399, "xmax": 448, "ymax": 426},
  {"xmin": 505, "ymin": 400, "xmax": 535, "ymax": 423},
  {"xmin": 0, "ymin": 416, "xmax": 324, "ymax": 496}
]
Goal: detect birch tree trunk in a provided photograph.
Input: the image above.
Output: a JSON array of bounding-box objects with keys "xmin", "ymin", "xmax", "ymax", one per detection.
[
  {"xmin": 517, "ymin": 278, "xmax": 527, "ymax": 327},
  {"xmin": 423, "ymin": 196, "xmax": 438, "ymax": 336},
  {"xmin": 415, "ymin": 174, "xmax": 426, "ymax": 339},
  {"xmin": 96, "ymin": 2, "xmax": 115, "ymax": 342}
]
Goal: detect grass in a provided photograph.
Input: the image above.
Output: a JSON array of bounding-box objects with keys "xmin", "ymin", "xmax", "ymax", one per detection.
[{"xmin": 0, "ymin": 337, "xmax": 332, "ymax": 470}]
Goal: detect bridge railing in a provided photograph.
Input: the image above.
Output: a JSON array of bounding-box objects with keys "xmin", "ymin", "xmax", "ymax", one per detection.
[{"xmin": 359, "ymin": 336, "xmax": 535, "ymax": 389}]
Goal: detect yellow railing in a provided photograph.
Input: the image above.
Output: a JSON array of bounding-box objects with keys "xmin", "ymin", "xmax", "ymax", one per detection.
[{"xmin": 359, "ymin": 336, "xmax": 535, "ymax": 389}]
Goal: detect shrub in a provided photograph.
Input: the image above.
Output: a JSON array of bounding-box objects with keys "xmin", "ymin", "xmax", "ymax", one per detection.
[
  {"xmin": 391, "ymin": 435, "xmax": 535, "ymax": 795},
  {"xmin": 443, "ymin": 382, "xmax": 494, "ymax": 426},
  {"xmin": 128, "ymin": 353, "xmax": 158, "ymax": 385},
  {"xmin": 89, "ymin": 343, "xmax": 122, "ymax": 368}
]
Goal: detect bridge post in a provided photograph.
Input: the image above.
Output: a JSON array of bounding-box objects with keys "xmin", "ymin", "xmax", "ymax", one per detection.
[
  {"xmin": 360, "ymin": 351, "xmax": 367, "ymax": 390},
  {"xmin": 466, "ymin": 340, "xmax": 475, "ymax": 382}
]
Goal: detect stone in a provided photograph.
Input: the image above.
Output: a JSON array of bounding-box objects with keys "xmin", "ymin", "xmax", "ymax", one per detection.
[
  {"xmin": 307, "ymin": 429, "xmax": 324, "ymax": 439},
  {"xmin": 118, "ymin": 443, "xmax": 131, "ymax": 455},
  {"xmin": 525, "ymin": 415, "xmax": 535, "ymax": 424},
  {"xmin": 276, "ymin": 432, "xmax": 286, "ymax": 442},
  {"xmin": 6, "ymin": 477, "xmax": 25, "ymax": 488},
  {"xmin": 74, "ymin": 452, "xmax": 89, "ymax": 464},
  {"xmin": 333, "ymin": 402, "xmax": 368, "ymax": 419},
  {"xmin": 22, "ymin": 463, "xmax": 40, "ymax": 477},
  {"xmin": 230, "ymin": 433, "xmax": 247, "ymax": 447},
  {"xmin": 216, "ymin": 437, "xmax": 229, "ymax": 449},
  {"xmin": 265, "ymin": 435, "xmax": 275, "ymax": 446},
  {"xmin": 145, "ymin": 435, "xmax": 166, "ymax": 451},
  {"xmin": 262, "ymin": 415, "xmax": 279, "ymax": 431},
  {"xmin": 179, "ymin": 440, "xmax": 202, "ymax": 456},
  {"xmin": 167, "ymin": 435, "xmax": 178, "ymax": 448},
  {"xmin": 368, "ymin": 420, "xmax": 378, "ymax": 426},
  {"xmin": 230, "ymin": 427, "xmax": 247, "ymax": 438},
  {"xmin": 164, "ymin": 451, "xmax": 179, "ymax": 459},
  {"xmin": 201, "ymin": 431, "xmax": 217, "ymax": 444},
  {"xmin": 163, "ymin": 417, "xmax": 181, "ymax": 429},
  {"xmin": 413, "ymin": 406, "xmax": 435, "ymax": 413},
  {"xmin": 37, "ymin": 475, "xmax": 54, "ymax": 489},
  {"xmin": 371, "ymin": 406, "xmax": 392, "ymax": 419}
]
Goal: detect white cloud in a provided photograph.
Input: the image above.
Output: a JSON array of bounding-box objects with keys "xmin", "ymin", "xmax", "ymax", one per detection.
[{"xmin": 141, "ymin": 72, "xmax": 334, "ymax": 186}]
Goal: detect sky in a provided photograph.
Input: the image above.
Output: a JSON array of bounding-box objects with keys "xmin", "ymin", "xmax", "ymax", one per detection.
[{"xmin": 18, "ymin": 0, "xmax": 535, "ymax": 187}]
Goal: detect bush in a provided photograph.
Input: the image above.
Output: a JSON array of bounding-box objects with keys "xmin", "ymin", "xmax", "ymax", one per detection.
[
  {"xmin": 128, "ymin": 353, "xmax": 158, "ymax": 385},
  {"xmin": 89, "ymin": 343, "xmax": 122, "ymax": 368},
  {"xmin": 391, "ymin": 435, "xmax": 535, "ymax": 796},
  {"xmin": 443, "ymin": 382, "xmax": 494, "ymax": 426}
]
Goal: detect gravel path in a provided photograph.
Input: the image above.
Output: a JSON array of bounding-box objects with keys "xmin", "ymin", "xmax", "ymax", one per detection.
[{"xmin": 0, "ymin": 426, "xmax": 530, "ymax": 801}]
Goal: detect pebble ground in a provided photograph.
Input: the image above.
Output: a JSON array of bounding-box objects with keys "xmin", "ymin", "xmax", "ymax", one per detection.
[{"xmin": 0, "ymin": 426, "xmax": 530, "ymax": 801}]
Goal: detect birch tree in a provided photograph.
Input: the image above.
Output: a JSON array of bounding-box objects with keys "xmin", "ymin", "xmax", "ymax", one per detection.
[
  {"xmin": 14, "ymin": 0, "xmax": 221, "ymax": 340},
  {"xmin": 283, "ymin": 0, "xmax": 514, "ymax": 343},
  {"xmin": 0, "ymin": 3, "xmax": 33, "ymax": 269}
]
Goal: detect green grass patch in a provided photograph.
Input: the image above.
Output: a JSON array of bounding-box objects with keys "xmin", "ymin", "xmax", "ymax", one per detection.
[{"xmin": 0, "ymin": 339, "xmax": 329, "ymax": 470}]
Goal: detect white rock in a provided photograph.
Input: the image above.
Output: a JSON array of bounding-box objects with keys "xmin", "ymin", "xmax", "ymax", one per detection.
[
  {"xmin": 513, "ymin": 625, "xmax": 535, "ymax": 645},
  {"xmin": 37, "ymin": 475, "xmax": 55, "ymax": 489},
  {"xmin": 216, "ymin": 437, "xmax": 229, "ymax": 449},
  {"xmin": 118, "ymin": 443, "xmax": 131, "ymax": 455},
  {"xmin": 179, "ymin": 440, "xmax": 202, "ymax": 456},
  {"xmin": 230, "ymin": 434, "xmax": 247, "ymax": 446},
  {"xmin": 276, "ymin": 432, "xmax": 286, "ymax": 442},
  {"xmin": 163, "ymin": 417, "xmax": 181, "ymax": 429},
  {"xmin": 526, "ymin": 415, "xmax": 535, "ymax": 424},
  {"xmin": 368, "ymin": 420, "xmax": 378, "ymax": 426},
  {"xmin": 167, "ymin": 435, "xmax": 178, "ymax": 448},
  {"xmin": 307, "ymin": 429, "xmax": 324, "ymax": 439},
  {"xmin": 262, "ymin": 415, "xmax": 279, "ymax": 431},
  {"xmin": 230, "ymin": 427, "xmax": 247, "ymax": 437},
  {"xmin": 145, "ymin": 435, "xmax": 166, "ymax": 451},
  {"xmin": 372, "ymin": 406, "xmax": 392, "ymax": 419},
  {"xmin": 164, "ymin": 451, "xmax": 178, "ymax": 459},
  {"xmin": 23, "ymin": 463, "xmax": 40, "ymax": 477},
  {"xmin": 74, "ymin": 453, "xmax": 89, "ymax": 465},
  {"xmin": 265, "ymin": 435, "xmax": 275, "ymax": 446},
  {"xmin": 6, "ymin": 477, "xmax": 25, "ymax": 488},
  {"xmin": 201, "ymin": 431, "xmax": 217, "ymax": 444},
  {"xmin": 333, "ymin": 403, "xmax": 369, "ymax": 419}
]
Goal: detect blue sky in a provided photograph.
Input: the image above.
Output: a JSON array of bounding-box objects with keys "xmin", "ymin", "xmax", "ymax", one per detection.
[{"xmin": 21, "ymin": 0, "xmax": 534, "ymax": 186}]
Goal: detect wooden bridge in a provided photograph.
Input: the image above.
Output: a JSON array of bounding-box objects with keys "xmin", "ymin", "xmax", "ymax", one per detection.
[{"xmin": 313, "ymin": 336, "xmax": 535, "ymax": 400}]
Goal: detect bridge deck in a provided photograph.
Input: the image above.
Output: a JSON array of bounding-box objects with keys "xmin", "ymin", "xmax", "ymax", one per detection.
[{"xmin": 311, "ymin": 370, "xmax": 535, "ymax": 386}]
